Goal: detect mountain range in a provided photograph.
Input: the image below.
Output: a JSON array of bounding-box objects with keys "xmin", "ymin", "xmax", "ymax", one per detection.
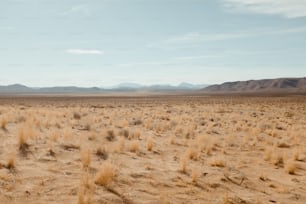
[
  {"xmin": 202, "ymin": 77, "xmax": 306, "ymax": 93},
  {"xmin": 1, "ymin": 77, "xmax": 306, "ymax": 94},
  {"xmin": 0, "ymin": 83, "xmax": 208, "ymax": 94}
]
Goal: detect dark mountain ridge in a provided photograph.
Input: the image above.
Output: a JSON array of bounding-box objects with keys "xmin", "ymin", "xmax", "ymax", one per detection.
[{"xmin": 202, "ymin": 77, "xmax": 306, "ymax": 93}]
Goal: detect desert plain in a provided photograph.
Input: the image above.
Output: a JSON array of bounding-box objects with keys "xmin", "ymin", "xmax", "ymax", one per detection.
[{"xmin": 0, "ymin": 95, "xmax": 305, "ymax": 204}]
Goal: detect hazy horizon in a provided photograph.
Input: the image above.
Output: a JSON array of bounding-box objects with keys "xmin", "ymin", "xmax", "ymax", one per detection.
[{"xmin": 1, "ymin": 0, "xmax": 306, "ymax": 87}]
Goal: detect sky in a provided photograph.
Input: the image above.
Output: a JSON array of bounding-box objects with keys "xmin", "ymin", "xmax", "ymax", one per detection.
[{"xmin": 1, "ymin": 0, "xmax": 306, "ymax": 87}]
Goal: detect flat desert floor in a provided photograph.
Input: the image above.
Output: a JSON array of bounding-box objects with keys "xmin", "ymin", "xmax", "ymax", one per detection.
[{"xmin": 0, "ymin": 95, "xmax": 305, "ymax": 204}]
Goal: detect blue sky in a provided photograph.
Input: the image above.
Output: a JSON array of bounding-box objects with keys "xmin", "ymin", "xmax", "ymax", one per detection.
[{"xmin": 1, "ymin": 0, "xmax": 306, "ymax": 87}]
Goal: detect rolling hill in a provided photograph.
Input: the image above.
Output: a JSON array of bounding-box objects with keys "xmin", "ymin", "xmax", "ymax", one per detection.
[{"xmin": 202, "ymin": 77, "xmax": 306, "ymax": 93}]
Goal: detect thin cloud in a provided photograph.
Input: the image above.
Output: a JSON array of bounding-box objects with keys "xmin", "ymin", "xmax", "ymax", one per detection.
[
  {"xmin": 61, "ymin": 4, "xmax": 91, "ymax": 16},
  {"xmin": 174, "ymin": 55, "xmax": 220, "ymax": 60},
  {"xmin": 66, "ymin": 49, "xmax": 104, "ymax": 55},
  {"xmin": 148, "ymin": 26, "xmax": 306, "ymax": 49},
  {"xmin": 223, "ymin": 0, "xmax": 306, "ymax": 18}
]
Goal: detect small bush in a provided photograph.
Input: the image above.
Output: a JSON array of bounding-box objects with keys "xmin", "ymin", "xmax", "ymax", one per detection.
[
  {"xmin": 106, "ymin": 130, "xmax": 115, "ymax": 141},
  {"xmin": 146, "ymin": 136, "xmax": 153, "ymax": 151},
  {"xmin": 81, "ymin": 148, "xmax": 91, "ymax": 169},
  {"xmin": 73, "ymin": 112, "xmax": 81, "ymax": 120},
  {"xmin": 94, "ymin": 162, "xmax": 116, "ymax": 187},
  {"xmin": 96, "ymin": 147, "xmax": 108, "ymax": 160},
  {"xmin": 191, "ymin": 165, "xmax": 201, "ymax": 183},
  {"xmin": 0, "ymin": 118, "xmax": 7, "ymax": 130},
  {"xmin": 129, "ymin": 140, "xmax": 139, "ymax": 153},
  {"xmin": 284, "ymin": 161, "xmax": 296, "ymax": 174}
]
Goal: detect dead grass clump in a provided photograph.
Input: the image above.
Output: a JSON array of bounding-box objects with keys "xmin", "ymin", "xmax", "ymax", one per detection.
[
  {"xmin": 113, "ymin": 137, "xmax": 125, "ymax": 153},
  {"xmin": 17, "ymin": 127, "xmax": 30, "ymax": 155},
  {"xmin": 264, "ymin": 147, "xmax": 274, "ymax": 161},
  {"xmin": 81, "ymin": 148, "xmax": 91, "ymax": 169},
  {"xmin": 78, "ymin": 173, "xmax": 94, "ymax": 204},
  {"xmin": 0, "ymin": 118, "xmax": 7, "ymax": 130},
  {"xmin": 133, "ymin": 131, "xmax": 141, "ymax": 139},
  {"xmin": 6, "ymin": 153, "xmax": 16, "ymax": 170},
  {"xmin": 284, "ymin": 160, "xmax": 296, "ymax": 175},
  {"xmin": 129, "ymin": 119, "xmax": 142, "ymax": 126},
  {"xmin": 185, "ymin": 148, "xmax": 199, "ymax": 161},
  {"xmin": 271, "ymin": 152, "xmax": 284, "ymax": 167},
  {"xmin": 129, "ymin": 140, "xmax": 139, "ymax": 153},
  {"xmin": 168, "ymin": 135, "xmax": 175, "ymax": 145},
  {"xmin": 210, "ymin": 156, "xmax": 226, "ymax": 167},
  {"xmin": 128, "ymin": 130, "xmax": 141, "ymax": 140},
  {"xmin": 106, "ymin": 130, "xmax": 115, "ymax": 141},
  {"xmin": 179, "ymin": 155, "xmax": 189, "ymax": 174},
  {"xmin": 191, "ymin": 165, "xmax": 201, "ymax": 183},
  {"xmin": 94, "ymin": 162, "xmax": 116, "ymax": 187},
  {"xmin": 119, "ymin": 129, "xmax": 129, "ymax": 138},
  {"xmin": 96, "ymin": 147, "xmax": 108, "ymax": 160},
  {"xmin": 73, "ymin": 112, "xmax": 81, "ymax": 120},
  {"xmin": 293, "ymin": 147, "xmax": 302, "ymax": 161},
  {"xmin": 146, "ymin": 136, "xmax": 153, "ymax": 151}
]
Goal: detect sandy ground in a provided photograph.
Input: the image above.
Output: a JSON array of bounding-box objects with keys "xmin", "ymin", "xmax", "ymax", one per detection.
[{"xmin": 0, "ymin": 95, "xmax": 305, "ymax": 204}]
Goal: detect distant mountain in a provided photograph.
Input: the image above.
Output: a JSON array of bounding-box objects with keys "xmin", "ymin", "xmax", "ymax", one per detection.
[
  {"xmin": 0, "ymin": 82, "xmax": 208, "ymax": 94},
  {"xmin": 111, "ymin": 83, "xmax": 143, "ymax": 89},
  {"xmin": 0, "ymin": 84, "xmax": 33, "ymax": 92},
  {"xmin": 38, "ymin": 86, "xmax": 102, "ymax": 93},
  {"xmin": 106, "ymin": 83, "xmax": 208, "ymax": 91},
  {"xmin": 178, "ymin": 82, "xmax": 208, "ymax": 90},
  {"xmin": 202, "ymin": 77, "xmax": 306, "ymax": 93}
]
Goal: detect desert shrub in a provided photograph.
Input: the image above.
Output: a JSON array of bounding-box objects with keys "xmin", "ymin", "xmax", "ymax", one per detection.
[
  {"xmin": 94, "ymin": 162, "xmax": 116, "ymax": 187},
  {"xmin": 96, "ymin": 147, "xmax": 108, "ymax": 160},
  {"xmin": 128, "ymin": 140, "xmax": 139, "ymax": 153},
  {"xmin": 106, "ymin": 130, "xmax": 115, "ymax": 141}
]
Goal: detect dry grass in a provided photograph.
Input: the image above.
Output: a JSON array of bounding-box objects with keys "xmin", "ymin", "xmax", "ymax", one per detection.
[
  {"xmin": 185, "ymin": 147, "xmax": 199, "ymax": 161},
  {"xmin": 0, "ymin": 96, "xmax": 305, "ymax": 203},
  {"xmin": 106, "ymin": 130, "xmax": 115, "ymax": 141},
  {"xmin": 128, "ymin": 140, "xmax": 139, "ymax": 153},
  {"xmin": 191, "ymin": 165, "xmax": 201, "ymax": 183},
  {"xmin": 113, "ymin": 137, "xmax": 125, "ymax": 153},
  {"xmin": 17, "ymin": 126, "xmax": 30, "ymax": 154},
  {"xmin": 94, "ymin": 162, "xmax": 116, "ymax": 187},
  {"xmin": 179, "ymin": 155, "xmax": 189, "ymax": 174},
  {"xmin": 78, "ymin": 173, "xmax": 94, "ymax": 204},
  {"xmin": 168, "ymin": 135, "xmax": 175, "ymax": 145},
  {"xmin": 6, "ymin": 152, "xmax": 16, "ymax": 170},
  {"xmin": 0, "ymin": 118, "xmax": 7, "ymax": 130},
  {"xmin": 146, "ymin": 136, "xmax": 153, "ymax": 151},
  {"xmin": 284, "ymin": 160, "xmax": 296, "ymax": 174},
  {"xmin": 96, "ymin": 147, "xmax": 108, "ymax": 160},
  {"xmin": 81, "ymin": 147, "xmax": 91, "ymax": 169}
]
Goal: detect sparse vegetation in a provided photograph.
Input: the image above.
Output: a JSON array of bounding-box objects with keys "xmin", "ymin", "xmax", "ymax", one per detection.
[
  {"xmin": 96, "ymin": 147, "xmax": 108, "ymax": 160},
  {"xmin": 0, "ymin": 96, "xmax": 305, "ymax": 203},
  {"xmin": 128, "ymin": 140, "xmax": 139, "ymax": 153},
  {"xmin": 106, "ymin": 130, "xmax": 115, "ymax": 141},
  {"xmin": 81, "ymin": 147, "xmax": 91, "ymax": 169},
  {"xmin": 0, "ymin": 117, "xmax": 7, "ymax": 130},
  {"xmin": 94, "ymin": 162, "xmax": 116, "ymax": 187},
  {"xmin": 284, "ymin": 160, "xmax": 296, "ymax": 174},
  {"xmin": 146, "ymin": 136, "xmax": 153, "ymax": 151}
]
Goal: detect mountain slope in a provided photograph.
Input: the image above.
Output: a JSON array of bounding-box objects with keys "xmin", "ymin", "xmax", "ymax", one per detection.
[
  {"xmin": 0, "ymin": 84, "xmax": 33, "ymax": 92},
  {"xmin": 202, "ymin": 77, "xmax": 306, "ymax": 93}
]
